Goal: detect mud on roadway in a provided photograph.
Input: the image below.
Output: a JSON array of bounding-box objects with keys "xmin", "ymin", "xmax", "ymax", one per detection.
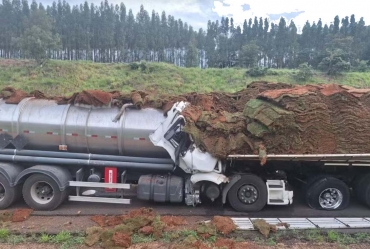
[
  {"xmin": 3, "ymin": 81, "xmax": 370, "ymax": 163},
  {"xmin": 1, "ymin": 207, "xmax": 370, "ymax": 249}
]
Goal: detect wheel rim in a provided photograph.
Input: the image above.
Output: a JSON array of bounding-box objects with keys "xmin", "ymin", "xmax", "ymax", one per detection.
[
  {"xmin": 0, "ymin": 183, "xmax": 5, "ymax": 202},
  {"xmin": 319, "ymin": 188, "xmax": 343, "ymax": 209},
  {"xmin": 30, "ymin": 181, "xmax": 54, "ymax": 204},
  {"xmin": 238, "ymin": 184, "xmax": 258, "ymax": 204}
]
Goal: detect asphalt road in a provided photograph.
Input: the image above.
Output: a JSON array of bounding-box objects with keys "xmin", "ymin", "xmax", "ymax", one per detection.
[{"xmin": 8, "ymin": 191, "xmax": 370, "ymax": 218}]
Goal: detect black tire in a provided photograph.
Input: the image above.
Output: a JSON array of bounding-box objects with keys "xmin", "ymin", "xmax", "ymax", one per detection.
[
  {"xmin": 22, "ymin": 174, "xmax": 65, "ymax": 211},
  {"xmin": 0, "ymin": 174, "xmax": 22, "ymax": 209},
  {"xmin": 302, "ymin": 175, "xmax": 328, "ymax": 194},
  {"xmin": 354, "ymin": 173, "xmax": 370, "ymax": 207},
  {"xmin": 306, "ymin": 176, "xmax": 350, "ymax": 210},
  {"xmin": 302, "ymin": 175, "xmax": 329, "ymax": 203},
  {"xmin": 227, "ymin": 174, "xmax": 267, "ymax": 212}
]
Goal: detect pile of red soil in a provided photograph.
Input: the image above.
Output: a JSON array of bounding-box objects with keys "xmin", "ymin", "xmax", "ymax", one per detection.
[
  {"xmin": 11, "ymin": 209, "xmax": 33, "ymax": 222},
  {"xmin": 0, "ymin": 87, "xmax": 29, "ymax": 104},
  {"xmin": 91, "ymin": 207, "xmax": 156, "ymax": 227},
  {"xmin": 211, "ymin": 216, "xmax": 236, "ymax": 235},
  {"xmin": 160, "ymin": 216, "xmax": 188, "ymax": 227},
  {"xmin": 0, "ymin": 209, "xmax": 33, "ymax": 223}
]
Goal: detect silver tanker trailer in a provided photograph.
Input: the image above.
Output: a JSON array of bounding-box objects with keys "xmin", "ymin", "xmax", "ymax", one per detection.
[{"xmin": 1, "ymin": 97, "xmax": 370, "ymax": 212}]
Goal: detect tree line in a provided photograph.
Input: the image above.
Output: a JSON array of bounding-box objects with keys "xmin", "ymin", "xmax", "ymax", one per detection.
[{"xmin": 1, "ymin": 0, "xmax": 370, "ymax": 72}]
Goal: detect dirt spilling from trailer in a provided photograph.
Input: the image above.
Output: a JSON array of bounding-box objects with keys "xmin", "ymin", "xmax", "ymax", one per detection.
[
  {"xmin": 4, "ymin": 81, "xmax": 370, "ymax": 160},
  {"xmin": 252, "ymin": 219, "xmax": 291, "ymax": 238},
  {"xmin": 211, "ymin": 216, "xmax": 236, "ymax": 235},
  {"xmin": 215, "ymin": 238, "xmax": 236, "ymax": 249},
  {"xmin": 160, "ymin": 216, "xmax": 188, "ymax": 228},
  {"xmin": 87, "ymin": 208, "xmax": 164, "ymax": 248},
  {"xmin": 0, "ymin": 87, "xmax": 29, "ymax": 104},
  {"xmin": 85, "ymin": 208, "xmax": 238, "ymax": 248},
  {"xmin": 112, "ymin": 232, "xmax": 132, "ymax": 248},
  {"xmin": 252, "ymin": 219, "xmax": 277, "ymax": 238}
]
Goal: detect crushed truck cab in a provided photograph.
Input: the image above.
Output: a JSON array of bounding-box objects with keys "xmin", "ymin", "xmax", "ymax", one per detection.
[{"xmin": 150, "ymin": 101, "xmax": 220, "ymax": 174}]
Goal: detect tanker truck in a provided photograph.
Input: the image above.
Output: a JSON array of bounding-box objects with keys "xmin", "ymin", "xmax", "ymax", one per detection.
[{"xmin": 1, "ymin": 97, "xmax": 370, "ymax": 212}]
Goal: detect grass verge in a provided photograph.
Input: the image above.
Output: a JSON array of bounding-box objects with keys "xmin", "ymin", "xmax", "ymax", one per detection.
[
  {"xmin": 1, "ymin": 223, "xmax": 370, "ymax": 248},
  {"xmin": 0, "ymin": 229, "xmax": 84, "ymax": 248},
  {"xmin": 2, "ymin": 59, "xmax": 370, "ymax": 96}
]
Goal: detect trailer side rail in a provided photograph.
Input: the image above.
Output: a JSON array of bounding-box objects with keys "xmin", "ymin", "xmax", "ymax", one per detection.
[{"xmin": 228, "ymin": 154, "xmax": 370, "ymax": 163}]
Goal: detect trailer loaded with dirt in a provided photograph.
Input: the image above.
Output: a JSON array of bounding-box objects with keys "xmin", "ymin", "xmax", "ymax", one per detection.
[{"xmin": 2, "ymin": 81, "xmax": 370, "ymax": 212}]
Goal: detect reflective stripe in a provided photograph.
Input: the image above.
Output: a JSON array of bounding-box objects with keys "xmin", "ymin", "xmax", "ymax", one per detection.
[
  {"xmin": 105, "ymin": 136, "xmax": 117, "ymax": 139},
  {"xmin": 86, "ymin": 135, "xmax": 98, "ymax": 138},
  {"xmin": 66, "ymin": 133, "xmax": 78, "ymax": 136},
  {"xmin": 0, "ymin": 129, "xmax": 8, "ymax": 132},
  {"xmin": 133, "ymin": 137, "xmax": 146, "ymax": 141},
  {"xmin": 24, "ymin": 130, "xmax": 35, "ymax": 134},
  {"xmin": 46, "ymin": 132, "xmax": 59, "ymax": 135}
]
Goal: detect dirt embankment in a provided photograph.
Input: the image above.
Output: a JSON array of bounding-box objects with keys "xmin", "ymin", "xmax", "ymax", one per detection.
[{"xmin": 3, "ymin": 81, "xmax": 370, "ymax": 159}]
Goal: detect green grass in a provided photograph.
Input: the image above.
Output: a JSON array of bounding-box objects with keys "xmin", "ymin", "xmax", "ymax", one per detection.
[
  {"xmin": 0, "ymin": 225, "xmax": 370, "ymax": 247},
  {"xmin": 52, "ymin": 231, "xmax": 72, "ymax": 243},
  {"xmin": 2, "ymin": 59, "xmax": 370, "ymax": 96},
  {"xmin": 0, "ymin": 230, "xmax": 84, "ymax": 248},
  {"xmin": 7, "ymin": 235, "xmax": 26, "ymax": 245},
  {"xmin": 38, "ymin": 233, "xmax": 53, "ymax": 243},
  {"xmin": 131, "ymin": 233, "xmax": 155, "ymax": 244},
  {"xmin": 0, "ymin": 228, "xmax": 9, "ymax": 239}
]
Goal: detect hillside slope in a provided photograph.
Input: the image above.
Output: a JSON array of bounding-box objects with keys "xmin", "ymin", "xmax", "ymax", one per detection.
[{"xmin": 1, "ymin": 59, "xmax": 370, "ymax": 95}]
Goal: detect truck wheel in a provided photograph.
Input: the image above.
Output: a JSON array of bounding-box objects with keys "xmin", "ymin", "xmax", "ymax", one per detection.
[
  {"xmin": 354, "ymin": 174, "xmax": 370, "ymax": 207},
  {"xmin": 302, "ymin": 175, "xmax": 327, "ymax": 195},
  {"xmin": 306, "ymin": 177, "xmax": 350, "ymax": 210},
  {"xmin": 0, "ymin": 174, "xmax": 22, "ymax": 209},
  {"xmin": 22, "ymin": 174, "xmax": 66, "ymax": 211},
  {"xmin": 227, "ymin": 174, "xmax": 267, "ymax": 212}
]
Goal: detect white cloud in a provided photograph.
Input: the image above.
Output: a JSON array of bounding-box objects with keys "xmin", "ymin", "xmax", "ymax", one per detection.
[{"xmin": 213, "ymin": 0, "xmax": 369, "ymax": 32}]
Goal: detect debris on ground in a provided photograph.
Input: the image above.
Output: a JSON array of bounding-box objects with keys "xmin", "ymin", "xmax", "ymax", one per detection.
[
  {"xmin": 196, "ymin": 223, "xmax": 217, "ymax": 239},
  {"xmin": 90, "ymin": 215, "xmax": 107, "ymax": 227},
  {"xmin": 211, "ymin": 216, "xmax": 236, "ymax": 235},
  {"xmin": 252, "ymin": 219, "xmax": 277, "ymax": 238},
  {"xmin": 91, "ymin": 208, "xmax": 156, "ymax": 228},
  {"xmin": 112, "ymin": 232, "xmax": 131, "ymax": 248},
  {"xmin": 85, "ymin": 226, "xmax": 103, "ymax": 246},
  {"xmin": 127, "ymin": 207, "xmax": 156, "ymax": 218},
  {"xmin": 276, "ymin": 222, "xmax": 290, "ymax": 229},
  {"xmin": 86, "ymin": 208, "xmax": 163, "ymax": 248},
  {"xmin": 86, "ymin": 208, "xmax": 239, "ymax": 248},
  {"xmin": 160, "ymin": 216, "xmax": 188, "ymax": 228},
  {"xmin": 0, "ymin": 211, "xmax": 12, "ymax": 223},
  {"xmin": 4, "ymin": 82, "xmax": 370, "ymax": 161},
  {"xmin": 138, "ymin": 226, "xmax": 153, "ymax": 235},
  {"xmin": 0, "ymin": 209, "xmax": 32, "ymax": 223},
  {"xmin": 151, "ymin": 216, "xmax": 165, "ymax": 239},
  {"xmin": 215, "ymin": 238, "xmax": 235, "ymax": 249}
]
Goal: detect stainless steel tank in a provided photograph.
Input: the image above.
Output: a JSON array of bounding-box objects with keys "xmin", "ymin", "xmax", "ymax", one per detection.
[{"xmin": 0, "ymin": 98, "xmax": 168, "ymax": 158}]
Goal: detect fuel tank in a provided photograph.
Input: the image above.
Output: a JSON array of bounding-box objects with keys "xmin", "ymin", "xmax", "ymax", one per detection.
[{"xmin": 0, "ymin": 98, "xmax": 168, "ymax": 158}]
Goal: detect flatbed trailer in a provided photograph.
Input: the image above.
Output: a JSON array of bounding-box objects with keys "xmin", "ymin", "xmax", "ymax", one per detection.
[{"xmin": 1, "ymin": 98, "xmax": 370, "ymax": 212}]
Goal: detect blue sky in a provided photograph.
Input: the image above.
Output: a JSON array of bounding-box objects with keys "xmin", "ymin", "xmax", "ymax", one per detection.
[{"xmin": 40, "ymin": 0, "xmax": 369, "ymax": 32}]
